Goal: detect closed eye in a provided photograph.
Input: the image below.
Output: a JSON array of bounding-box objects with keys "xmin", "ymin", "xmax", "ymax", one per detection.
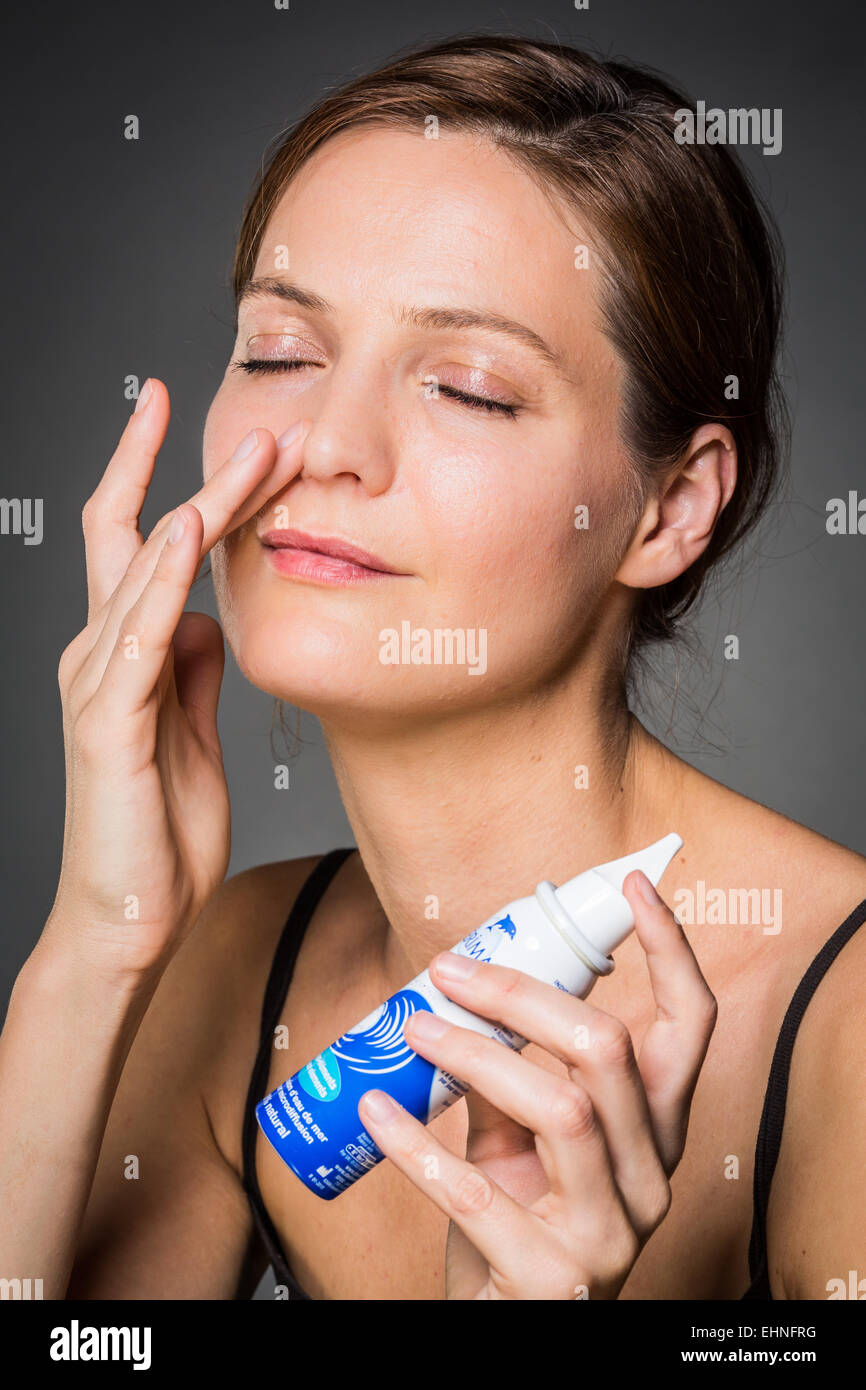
[
  {"xmin": 434, "ymin": 383, "xmax": 520, "ymax": 417},
  {"xmin": 232, "ymin": 358, "xmax": 316, "ymax": 376},
  {"xmin": 231, "ymin": 358, "xmax": 521, "ymax": 418}
]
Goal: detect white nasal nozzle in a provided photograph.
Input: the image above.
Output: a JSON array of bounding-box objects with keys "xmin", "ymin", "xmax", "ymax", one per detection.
[
  {"xmin": 593, "ymin": 832, "xmax": 683, "ymax": 895},
  {"xmin": 550, "ymin": 832, "xmax": 683, "ymax": 960}
]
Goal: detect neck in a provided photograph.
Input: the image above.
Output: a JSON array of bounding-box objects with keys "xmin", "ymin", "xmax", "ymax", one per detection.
[{"xmin": 319, "ymin": 667, "xmax": 688, "ymax": 990}]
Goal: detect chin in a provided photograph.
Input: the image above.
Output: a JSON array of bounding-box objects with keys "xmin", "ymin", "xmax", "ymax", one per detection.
[
  {"xmin": 227, "ymin": 610, "xmax": 504, "ymax": 729},
  {"xmin": 229, "ymin": 608, "xmax": 357, "ymax": 696}
]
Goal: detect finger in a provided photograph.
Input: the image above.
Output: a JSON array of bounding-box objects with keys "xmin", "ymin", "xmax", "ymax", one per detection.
[
  {"xmin": 449, "ymin": 1087, "xmax": 541, "ymax": 1296},
  {"xmin": 622, "ymin": 870, "xmax": 718, "ymax": 1170},
  {"xmin": 356, "ymin": 1090, "xmax": 544, "ymax": 1293},
  {"xmin": 444, "ymin": 1192, "xmax": 493, "ymax": 1299},
  {"xmin": 427, "ymin": 955, "xmax": 671, "ymax": 1235},
  {"xmin": 624, "ymin": 871, "xmax": 717, "ymax": 1030},
  {"xmin": 171, "ymin": 611, "xmax": 225, "ymax": 757},
  {"xmin": 403, "ymin": 1011, "xmax": 627, "ymax": 1213},
  {"xmin": 147, "ymin": 415, "xmax": 310, "ymax": 559},
  {"xmin": 81, "ymin": 422, "xmax": 304, "ymax": 692},
  {"xmin": 83, "ymin": 377, "xmax": 169, "ymax": 620},
  {"xmin": 94, "ymin": 503, "xmax": 205, "ymax": 720}
]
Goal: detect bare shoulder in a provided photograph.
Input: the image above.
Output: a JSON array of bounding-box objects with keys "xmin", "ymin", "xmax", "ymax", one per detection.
[
  {"xmin": 682, "ymin": 770, "xmax": 866, "ymax": 1298},
  {"xmin": 173, "ymin": 855, "xmax": 327, "ymax": 1172},
  {"xmin": 675, "ymin": 760, "xmax": 866, "ymax": 944},
  {"xmin": 763, "ymin": 888, "xmax": 866, "ymax": 1299},
  {"xmin": 67, "ymin": 855, "xmax": 325, "ymax": 1297},
  {"xmin": 174, "ymin": 856, "xmax": 326, "ymax": 1016},
  {"xmin": 128, "ymin": 857, "xmax": 324, "ymax": 1082}
]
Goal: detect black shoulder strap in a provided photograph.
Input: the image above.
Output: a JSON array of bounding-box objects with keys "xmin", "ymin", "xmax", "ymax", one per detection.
[
  {"xmin": 746, "ymin": 894, "xmax": 866, "ymax": 1296},
  {"xmin": 241, "ymin": 847, "xmax": 356, "ymax": 1286}
]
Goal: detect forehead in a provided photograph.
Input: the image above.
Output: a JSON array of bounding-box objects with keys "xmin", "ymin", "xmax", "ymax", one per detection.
[{"xmin": 252, "ymin": 125, "xmax": 609, "ymax": 371}]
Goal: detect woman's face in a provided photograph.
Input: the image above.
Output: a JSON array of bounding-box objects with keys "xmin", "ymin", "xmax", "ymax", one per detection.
[{"xmin": 204, "ymin": 126, "xmax": 635, "ymax": 725}]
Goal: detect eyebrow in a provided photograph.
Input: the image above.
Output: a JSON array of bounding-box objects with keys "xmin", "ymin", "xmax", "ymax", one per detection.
[{"xmin": 236, "ymin": 275, "xmax": 570, "ymax": 377}]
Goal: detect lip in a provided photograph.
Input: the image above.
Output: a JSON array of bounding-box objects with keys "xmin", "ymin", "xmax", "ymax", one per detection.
[{"xmin": 259, "ymin": 527, "xmax": 408, "ymax": 584}]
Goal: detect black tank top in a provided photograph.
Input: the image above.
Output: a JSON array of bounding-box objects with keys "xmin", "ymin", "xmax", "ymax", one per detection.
[{"xmin": 241, "ymin": 847, "xmax": 866, "ymax": 1301}]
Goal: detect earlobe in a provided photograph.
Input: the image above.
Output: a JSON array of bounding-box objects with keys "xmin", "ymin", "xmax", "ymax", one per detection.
[{"xmin": 614, "ymin": 426, "xmax": 737, "ymax": 591}]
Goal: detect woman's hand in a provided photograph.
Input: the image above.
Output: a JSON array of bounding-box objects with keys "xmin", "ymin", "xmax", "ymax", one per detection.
[
  {"xmin": 46, "ymin": 378, "xmax": 309, "ymax": 988},
  {"xmin": 357, "ymin": 869, "xmax": 717, "ymax": 1300}
]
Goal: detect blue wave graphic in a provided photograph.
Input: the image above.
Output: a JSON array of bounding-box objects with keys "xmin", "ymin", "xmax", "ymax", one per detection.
[{"xmin": 332, "ymin": 989, "xmax": 432, "ymax": 1076}]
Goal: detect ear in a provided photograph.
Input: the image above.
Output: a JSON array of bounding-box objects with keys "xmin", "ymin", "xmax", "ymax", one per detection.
[{"xmin": 615, "ymin": 424, "xmax": 738, "ymax": 590}]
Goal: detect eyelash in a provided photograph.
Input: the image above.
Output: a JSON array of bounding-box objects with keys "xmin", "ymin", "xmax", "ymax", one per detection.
[{"xmin": 231, "ymin": 357, "xmax": 520, "ymax": 418}]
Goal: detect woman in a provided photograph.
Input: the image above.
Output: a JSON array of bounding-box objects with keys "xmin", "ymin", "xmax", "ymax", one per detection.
[{"xmin": 2, "ymin": 33, "xmax": 864, "ymax": 1302}]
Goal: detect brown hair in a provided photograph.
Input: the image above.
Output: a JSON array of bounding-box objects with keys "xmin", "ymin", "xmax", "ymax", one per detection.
[{"xmin": 232, "ymin": 31, "xmax": 788, "ymax": 675}]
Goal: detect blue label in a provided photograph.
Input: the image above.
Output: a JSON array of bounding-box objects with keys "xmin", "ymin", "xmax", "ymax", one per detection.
[
  {"xmin": 256, "ymin": 988, "xmax": 440, "ymax": 1200},
  {"xmin": 298, "ymin": 1047, "xmax": 342, "ymax": 1102}
]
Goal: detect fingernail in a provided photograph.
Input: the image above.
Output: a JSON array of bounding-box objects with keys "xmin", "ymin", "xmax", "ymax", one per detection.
[
  {"xmin": 168, "ymin": 508, "xmax": 187, "ymax": 544},
  {"xmin": 433, "ymin": 951, "xmax": 477, "ymax": 980},
  {"xmin": 635, "ymin": 871, "xmax": 660, "ymax": 905},
  {"xmin": 134, "ymin": 379, "xmax": 153, "ymax": 414},
  {"xmin": 231, "ymin": 428, "xmax": 259, "ymax": 461},
  {"xmin": 276, "ymin": 420, "xmax": 305, "ymax": 449},
  {"xmin": 361, "ymin": 1090, "xmax": 398, "ymax": 1125},
  {"xmin": 408, "ymin": 1010, "xmax": 450, "ymax": 1040}
]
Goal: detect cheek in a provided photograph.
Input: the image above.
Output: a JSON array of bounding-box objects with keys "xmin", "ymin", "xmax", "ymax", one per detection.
[
  {"xmin": 202, "ymin": 398, "xmax": 226, "ymax": 484},
  {"xmin": 421, "ymin": 427, "xmax": 616, "ymax": 621},
  {"xmin": 202, "ymin": 383, "xmax": 249, "ymax": 483}
]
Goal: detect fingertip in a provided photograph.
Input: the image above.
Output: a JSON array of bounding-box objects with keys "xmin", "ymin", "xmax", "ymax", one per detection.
[
  {"xmin": 145, "ymin": 376, "xmax": 168, "ymax": 404},
  {"xmin": 129, "ymin": 376, "xmax": 169, "ymax": 439},
  {"xmin": 275, "ymin": 417, "xmax": 312, "ymax": 451},
  {"xmin": 625, "ymin": 871, "xmax": 684, "ymax": 950},
  {"xmin": 181, "ymin": 500, "xmax": 203, "ymax": 532},
  {"xmin": 623, "ymin": 869, "xmax": 660, "ymax": 906},
  {"xmin": 166, "ymin": 506, "xmax": 190, "ymax": 546}
]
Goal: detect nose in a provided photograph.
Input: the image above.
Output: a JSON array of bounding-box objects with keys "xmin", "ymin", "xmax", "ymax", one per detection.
[{"xmin": 296, "ymin": 360, "xmax": 396, "ymax": 496}]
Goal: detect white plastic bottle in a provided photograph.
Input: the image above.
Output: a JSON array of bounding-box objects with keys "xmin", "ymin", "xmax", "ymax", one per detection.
[{"xmin": 256, "ymin": 832, "xmax": 682, "ymax": 1199}]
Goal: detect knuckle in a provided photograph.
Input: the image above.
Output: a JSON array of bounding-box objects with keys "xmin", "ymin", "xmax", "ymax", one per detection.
[
  {"xmin": 57, "ymin": 637, "xmax": 84, "ymax": 690},
  {"xmin": 646, "ymin": 1177, "xmax": 672, "ymax": 1229},
  {"xmin": 401, "ymin": 1129, "xmax": 434, "ymax": 1169},
  {"xmin": 81, "ymin": 496, "xmax": 101, "ymax": 531},
  {"xmin": 496, "ymin": 964, "xmax": 526, "ymax": 998},
  {"xmin": 698, "ymin": 990, "xmax": 719, "ymax": 1031},
  {"xmin": 458, "ymin": 1034, "xmax": 490, "ymax": 1074},
  {"xmin": 549, "ymin": 1083, "xmax": 595, "ymax": 1140},
  {"xmin": 589, "ymin": 1014, "xmax": 634, "ymax": 1069},
  {"xmin": 450, "ymin": 1166, "xmax": 495, "ymax": 1216}
]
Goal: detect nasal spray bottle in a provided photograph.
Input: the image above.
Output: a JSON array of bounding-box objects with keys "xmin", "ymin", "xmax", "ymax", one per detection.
[{"xmin": 257, "ymin": 832, "xmax": 682, "ymax": 1200}]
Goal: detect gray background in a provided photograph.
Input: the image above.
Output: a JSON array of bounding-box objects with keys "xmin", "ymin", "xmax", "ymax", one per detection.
[{"xmin": 1, "ymin": 0, "xmax": 863, "ymax": 1294}]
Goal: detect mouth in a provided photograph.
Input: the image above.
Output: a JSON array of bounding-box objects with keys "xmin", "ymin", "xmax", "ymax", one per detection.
[{"xmin": 259, "ymin": 527, "xmax": 408, "ymax": 586}]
